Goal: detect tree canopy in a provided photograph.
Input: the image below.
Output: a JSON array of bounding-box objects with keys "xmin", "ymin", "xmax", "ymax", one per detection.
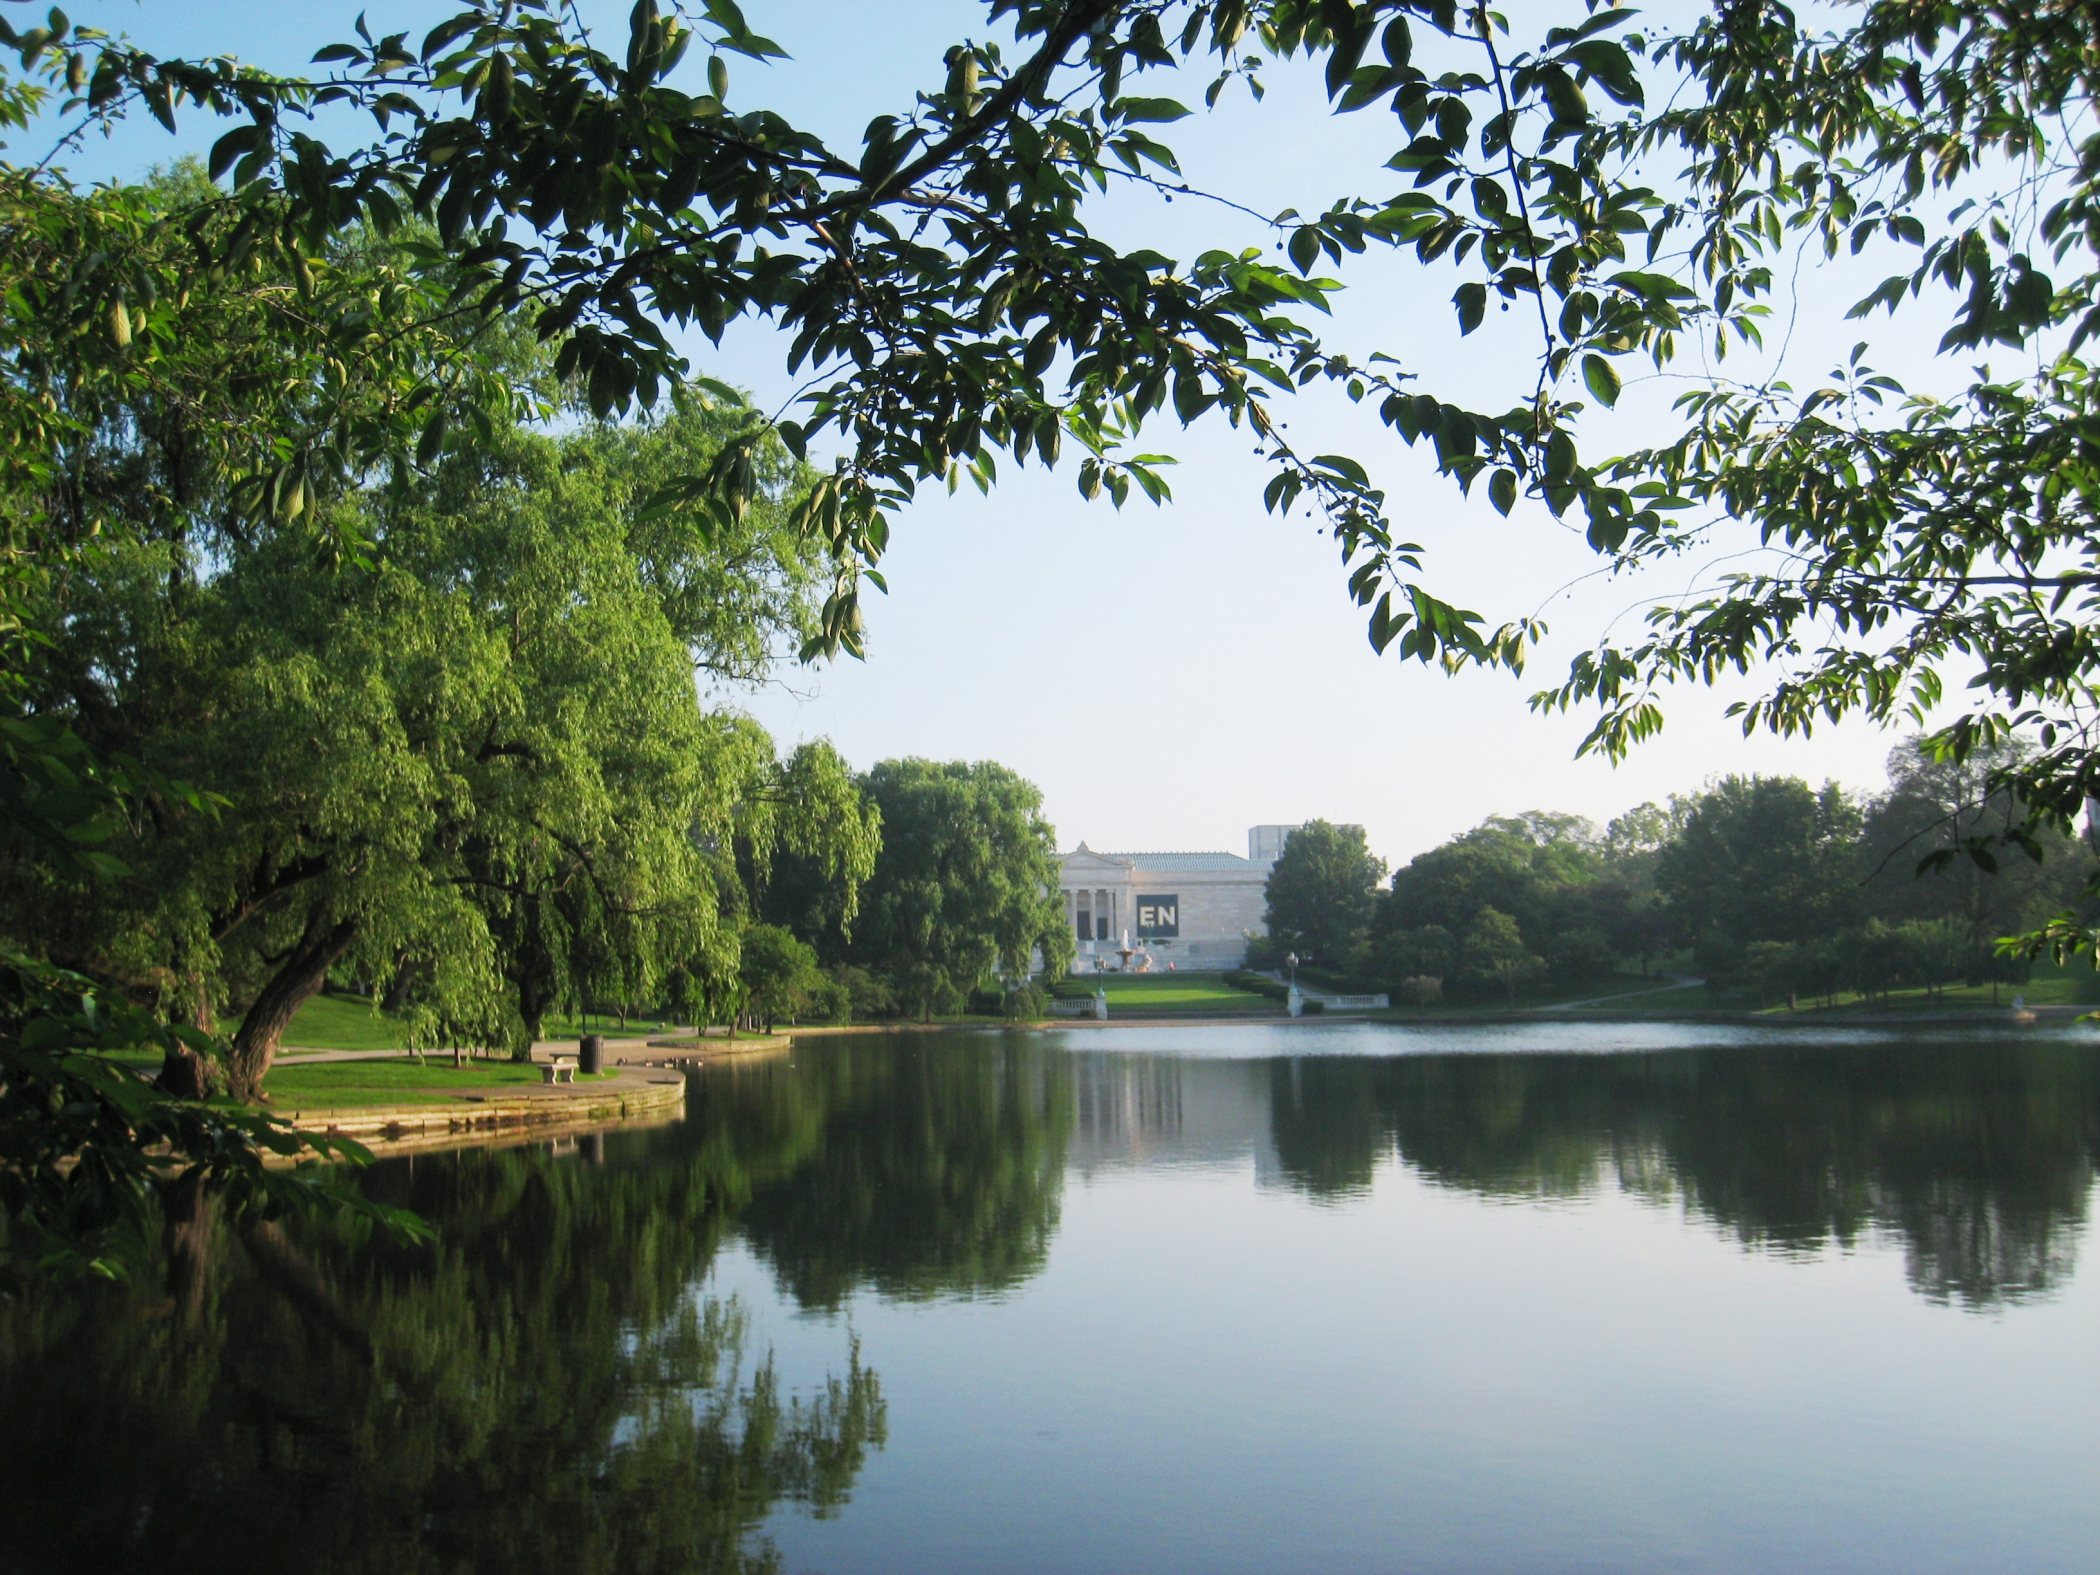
[
  {"xmin": 8, "ymin": 1, "xmax": 2093, "ymax": 822},
  {"xmin": 6, "ymin": 346, "xmax": 837, "ymax": 1096},
  {"xmin": 1262, "ymin": 818, "xmax": 1384, "ymax": 963},
  {"xmin": 849, "ymin": 758, "xmax": 1072, "ymax": 1019},
  {"xmin": 1363, "ymin": 743, "xmax": 2094, "ymax": 1005}
]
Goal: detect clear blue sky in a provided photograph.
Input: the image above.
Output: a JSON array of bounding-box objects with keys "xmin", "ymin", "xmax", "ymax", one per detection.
[{"xmin": 30, "ymin": 1, "xmax": 1932, "ymax": 870}]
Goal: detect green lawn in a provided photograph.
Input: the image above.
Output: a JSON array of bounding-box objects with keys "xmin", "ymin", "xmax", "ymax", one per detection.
[
  {"xmin": 89, "ymin": 1047, "xmax": 617, "ymax": 1107},
  {"xmin": 639, "ymin": 1029, "xmax": 782, "ymax": 1048},
  {"xmin": 1756, "ymin": 959, "xmax": 2100, "ymax": 1015},
  {"xmin": 1083, "ymin": 972, "xmax": 1281, "ymax": 1012},
  {"xmin": 1371, "ymin": 970, "xmax": 1730, "ymax": 1017},
  {"xmin": 283, "ymin": 993, "xmax": 416, "ymax": 1052},
  {"xmin": 263, "ymin": 1058, "xmax": 617, "ymax": 1109}
]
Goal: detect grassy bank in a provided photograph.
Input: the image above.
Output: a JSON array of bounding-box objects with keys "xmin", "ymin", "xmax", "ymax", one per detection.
[
  {"xmin": 282, "ymin": 993, "xmax": 417, "ymax": 1052},
  {"xmin": 264, "ymin": 1059, "xmax": 619, "ymax": 1109},
  {"xmin": 1062, "ymin": 972, "xmax": 1282, "ymax": 1014},
  {"xmin": 1751, "ymin": 961, "xmax": 2100, "ymax": 1016}
]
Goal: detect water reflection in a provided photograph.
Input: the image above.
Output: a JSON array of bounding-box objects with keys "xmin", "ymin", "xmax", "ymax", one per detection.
[
  {"xmin": 2, "ymin": 1028, "xmax": 2094, "ymax": 1573},
  {"xmin": 689, "ymin": 1036, "xmax": 1073, "ymax": 1308},
  {"xmin": 1072, "ymin": 1037, "xmax": 2097, "ymax": 1308},
  {"xmin": 0, "ymin": 1135, "xmax": 884, "ymax": 1574},
  {"xmin": 688, "ymin": 1030, "xmax": 2096, "ymax": 1313}
]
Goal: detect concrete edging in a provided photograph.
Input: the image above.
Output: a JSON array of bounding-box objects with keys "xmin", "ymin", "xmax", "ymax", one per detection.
[{"xmin": 281, "ymin": 1071, "xmax": 687, "ymax": 1156}]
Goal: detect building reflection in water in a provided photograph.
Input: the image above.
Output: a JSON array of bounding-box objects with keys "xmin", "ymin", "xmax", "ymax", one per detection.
[{"xmin": 1069, "ymin": 1053, "xmax": 1293, "ymax": 1189}]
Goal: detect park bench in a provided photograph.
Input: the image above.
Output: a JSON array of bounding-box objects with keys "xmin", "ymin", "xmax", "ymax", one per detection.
[{"xmin": 542, "ymin": 1054, "xmax": 577, "ymax": 1085}]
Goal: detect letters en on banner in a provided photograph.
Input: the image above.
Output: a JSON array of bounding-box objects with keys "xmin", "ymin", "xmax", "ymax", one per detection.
[{"xmin": 1135, "ymin": 894, "xmax": 1180, "ymax": 939}]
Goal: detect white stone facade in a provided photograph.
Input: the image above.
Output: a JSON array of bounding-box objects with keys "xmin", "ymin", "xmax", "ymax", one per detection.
[{"xmin": 1054, "ymin": 826, "xmax": 1297, "ymax": 972}]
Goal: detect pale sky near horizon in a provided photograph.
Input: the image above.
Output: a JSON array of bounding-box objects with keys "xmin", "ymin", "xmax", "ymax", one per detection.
[{"xmin": 30, "ymin": 1, "xmax": 1952, "ymax": 871}]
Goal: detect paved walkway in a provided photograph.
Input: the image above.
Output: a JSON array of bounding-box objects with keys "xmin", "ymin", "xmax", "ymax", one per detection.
[{"xmin": 1526, "ymin": 976, "xmax": 1706, "ymax": 1011}]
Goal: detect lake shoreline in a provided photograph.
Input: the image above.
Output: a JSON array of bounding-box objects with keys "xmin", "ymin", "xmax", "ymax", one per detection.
[
  {"xmin": 759, "ymin": 1000, "xmax": 2096, "ymax": 1041},
  {"xmin": 280, "ymin": 1001, "xmax": 2092, "ymax": 1158},
  {"xmin": 273, "ymin": 1061, "xmax": 687, "ymax": 1160}
]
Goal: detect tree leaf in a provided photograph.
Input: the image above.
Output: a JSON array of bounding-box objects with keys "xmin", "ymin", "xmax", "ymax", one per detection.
[{"xmin": 1580, "ymin": 354, "xmax": 1620, "ymax": 407}]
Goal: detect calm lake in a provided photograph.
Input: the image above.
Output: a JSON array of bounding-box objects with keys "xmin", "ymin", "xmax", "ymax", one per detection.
[{"xmin": 5, "ymin": 1022, "xmax": 2097, "ymax": 1573}]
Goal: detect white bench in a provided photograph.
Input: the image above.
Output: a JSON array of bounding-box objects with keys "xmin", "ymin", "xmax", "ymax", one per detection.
[{"xmin": 542, "ymin": 1055, "xmax": 577, "ymax": 1085}]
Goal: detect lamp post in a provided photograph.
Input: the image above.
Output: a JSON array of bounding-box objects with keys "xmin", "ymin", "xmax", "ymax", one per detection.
[
  {"xmin": 1285, "ymin": 951, "xmax": 1301, "ymax": 1019},
  {"xmin": 1287, "ymin": 951, "xmax": 1298, "ymax": 989}
]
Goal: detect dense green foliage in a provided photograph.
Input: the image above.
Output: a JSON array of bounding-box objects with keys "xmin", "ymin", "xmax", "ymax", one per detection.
[
  {"xmin": 0, "ymin": 169, "xmax": 867, "ymax": 1269},
  {"xmin": 6, "ymin": 0, "xmax": 2091, "ymax": 829},
  {"xmin": 1365, "ymin": 739, "xmax": 2095, "ymax": 1005},
  {"xmin": 6, "ymin": 341, "xmax": 836, "ymax": 1096},
  {"xmin": 846, "ymin": 759, "xmax": 1074, "ymax": 1020},
  {"xmin": 1261, "ymin": 819, "xmax": 1385, "ymax": 965},
  {"xmin": 1376, "ymin": 809, "xmax": 1625, "ymax": 994},
  {"xmin": 735, "ymin": 923, "xmax": 824, "ymax": 1032}
]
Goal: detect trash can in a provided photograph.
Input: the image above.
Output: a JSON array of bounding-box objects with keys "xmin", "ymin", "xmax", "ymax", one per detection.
[{"xmin": 579, "ymin": 1033, "xmax": 604, "ymax": 1075}]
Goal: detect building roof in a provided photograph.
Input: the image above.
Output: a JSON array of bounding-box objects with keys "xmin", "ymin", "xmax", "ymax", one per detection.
[{"xmin": 1090, "ymin": 850, "xmax": 1259, "ymax": 873}]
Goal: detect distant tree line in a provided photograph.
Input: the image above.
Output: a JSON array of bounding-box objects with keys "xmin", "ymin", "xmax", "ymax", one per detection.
[{"xmin": 1261, "ymin": 742, "xmax": 2097, "ymax": 1006}]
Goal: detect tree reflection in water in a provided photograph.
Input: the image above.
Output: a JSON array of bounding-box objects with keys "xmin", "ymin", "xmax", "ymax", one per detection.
[
  {"xmin": 2, "ymin": 1031, "xmax": 2092, "ymax": 1570},
  {"xmin": 1259, "ymin": 1040, "xmax": 2099, "ymax": 1307},
  {"xmin": 694, "ymin": 1033, "xmax": 2094, "ymax": 1312},
  {"xmin": 691, "ymin": 1034, "xmax": 1075, "ymax": 1309},
  {"xmin": 0, "ymin": 1133, "xmax": 884, "ymax": 1575}
]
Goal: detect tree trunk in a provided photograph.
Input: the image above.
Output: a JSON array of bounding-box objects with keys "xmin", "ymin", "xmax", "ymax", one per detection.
[
  {"xmin": 380, "ymin": 954, "xmax": 419, "ymax": 1014},
  {"xmin": 515, "ymin": 970, "xmax": 555, "ymax": 1063},
  {"xmin": 156, "ymin": 1044, "xmax": 216, "ymax": 1100},
  {"xmin": 227, "ymin": 911, "xmax": 358, "ymax": 1101},
  {"xmin": 155, "ymin": 971, "xmax": 220, "ymax": 1099}
]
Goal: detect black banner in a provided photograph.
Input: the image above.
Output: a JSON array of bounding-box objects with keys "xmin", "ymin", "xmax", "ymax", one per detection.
[{"xmin": 1135, "ymin": 894, "xmax": 1180, "ymax": 938}]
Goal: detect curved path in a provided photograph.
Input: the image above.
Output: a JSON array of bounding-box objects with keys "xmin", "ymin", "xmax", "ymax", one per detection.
[{"xmin": 1524, "ymin": 975, "xmax": 1706, "ymax": 1011}]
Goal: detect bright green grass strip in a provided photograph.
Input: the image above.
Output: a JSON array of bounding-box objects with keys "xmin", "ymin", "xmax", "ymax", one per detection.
[
  {"xmin": 283, "ymin": 996, "xmax": 680, "ymax": 1052},
  {"xmin": 265, "ymin": 1059, "xmax": 618, "ymax": 1109},
  {"xmin": 1088, "ymin": 973, "xmax": 1276, "ymax": 1010},
  {"xmin": 282, "ymin": 993, "xmax": 416, "ymax": 1052}
]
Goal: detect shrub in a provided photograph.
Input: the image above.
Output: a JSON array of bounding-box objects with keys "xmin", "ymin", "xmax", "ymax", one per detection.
[
  {"xmin": 827, "ymin": 964, "xmax": 895, "ymax": 1021},
  {"xmin": 1300, "ymin": 962, "xmax": 1379, "ymax": 994},
  {"xmin": 1398, "ymin": 975, "xmax": 1442, "ymax": 1006},
  {"xmin": 807, "ymin": 972, "xmax": 854, "ymax": 1024},
  {"xmin": 1242, "ymin": 933, "xmax": 1284, "ymax": 971},
  {"xmin": 1222, "ymin": 970, "xmax": 1290, "ymax": 1003}
]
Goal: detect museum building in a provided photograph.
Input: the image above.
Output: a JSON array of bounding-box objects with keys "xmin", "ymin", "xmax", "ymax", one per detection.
[{"xmin": 1057, "ymin": 826, "xmax": 1297, "ymax": 971}]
